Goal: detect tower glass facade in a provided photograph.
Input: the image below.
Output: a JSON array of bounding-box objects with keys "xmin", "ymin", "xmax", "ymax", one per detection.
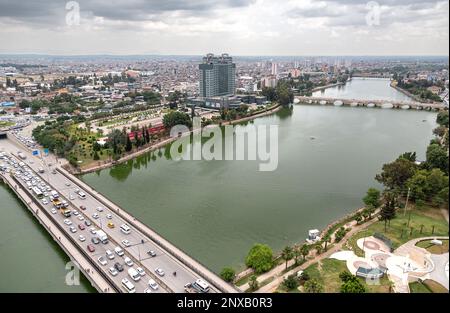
[{"xmin": 199, "ymin": 53, "xmax": 236, "ymax": 97}]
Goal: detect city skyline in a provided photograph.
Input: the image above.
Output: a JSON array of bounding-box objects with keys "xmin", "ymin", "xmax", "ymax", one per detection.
[{"xmin": 0, "ymin": 0, "xmax": 448, "ymax": 56}]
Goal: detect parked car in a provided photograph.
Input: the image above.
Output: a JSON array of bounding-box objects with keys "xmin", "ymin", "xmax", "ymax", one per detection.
[
  {"xmin": 148, "ymin": 279, "xmax": 159, "ymax": 290},
  {"xmin": 91, "ymin": 237, "xmax": 100, "ymax": 245},
  {"xmin": 63, "ymin": 219, "xmax": 72, "ymax": 226},
  {"xmin": 87, "ymin": 244, "xmax": 95, "ymax": 252},
  {"xmin": 84, "ymin": 220, "xmax": 92, "ymax": 226},
  {"xmin": 137, "ymin": 267, "xmax": 146, "ymax": 277},
  {"xmin": 106, "ymin": 250, "xmax": 115, "ymax": 260},
  {"xmin": 115, "ymin": 246, "xmax": 124, "ymax": 257},
  {"xmin": 78, "ymin": 224, "xmax": 85, "ymax": 230},
  {"xmin": 69, "ymin": 226, "xmax": 77, "ymax": 233},
  {"xmin": 79, "ymin": 235, "xmax": 86, "ymax": 242},
  {"xmin": 109, "ymin": 267, "xmax": 118, "ymax": 277}
]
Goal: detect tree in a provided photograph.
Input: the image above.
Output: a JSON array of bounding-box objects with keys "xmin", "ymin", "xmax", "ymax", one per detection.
[
  {"xmin": 125, "ymin": 135, "xmax": 132, "ymax": 152},
  {"xmin": 426, "ymin": 144, "xmax": 448, "ymax": 174},
  {"xmin": 249, "ymin": 275, "xmax": 259, "ymax": 291},
  {"xmin": 436, "ymin": 111, "xmax": 449, "ymax": 127},
  {"xmin": 399, "ymin": 152, "xmax": 416, "ymax": 162},
  {"xmin": 363, "ymin": 188, "xmax": 381, "ymax": 211},
  {"xmin": 407, "ymin": 168, "xmax": 448, "ymax": 202},
  {"xmin": 300, "ymin": 244, "xmax": 310, "ymax": 261},
  {"xmin": 304, "ymin": 279, "xmax": 323, "ymax": 293},
  {"xmin": 261, "ymin": 87, "xmax": 277, "ymax": 102},
  {"xmin": 375, "ymin": 157, "xmax": 416, "ymax": 190},
  {"xmin": 293, "ymin": 246, "xmax": 301, "ymax": 265},
  {"xmin": 283, "ymin": 274, "xmax": 299, "ymax": 290},
  {"xmin": 380, "ymin": 191, "xmax": 398, "ymax": 232},
  {"xmin": 245, "ymin": 244, "xmax": 274, "ymax": 274},
  {"xmin": 334, "ymin": 227, "xmax": 347, "ymax": 242},
  {"xmin": 281, "ymin": 246, "xmax": 294, "ymax": 270},
  {"xmin": 162, "ymin": 111, "xmax": 192, "ymax": 129},
  {"xmin": 339, "ymin": 271, "xmax": 353, "ymax": 283},
  {"xmin": 220, "ymin": 267, "xmax": 236, "ymax": 282},
  {"xmin": 340, "ymin": 278, "xmax": 366, "ymax": 293},
  {"xmin": 322, "ymin": 233, "xmax": 331, "ymax": 251}
]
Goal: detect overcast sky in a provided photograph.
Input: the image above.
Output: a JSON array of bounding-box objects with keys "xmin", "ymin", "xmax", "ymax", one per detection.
[{"xmin": 0, "ymin": 0, "xmax": 448, "ymax": 56}]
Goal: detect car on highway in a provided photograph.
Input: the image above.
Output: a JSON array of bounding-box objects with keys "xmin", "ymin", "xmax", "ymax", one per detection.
[
  {"xmin": 78, "ymin": 224, "xmax": 85, "ymax": 230},
  {"xmin": 97, "ymin": 206, "xmax": 104, "ymax": 212},
  {"xmin": 115, "ymin": 246, "xmax": 124, "ymax": 257},
  {"xmin": 65, "ymin": 182, "xmax": 71, "ymax": 186},
  {"xmin": 63, "ymin": 219, "xmax": 72, "ymax": 226},
  {"xmin": 69, "ymin": 194, "xmax": 75, "ymax": 200},
  {"xmin": 98, "ymin": 256, "xmax": 108, "ymax": 266},
  {"xmin": 147, "ymin": 250, "xmax": 156, "ymax": 257},
  {"xmin": 136, "ymin": 267, "xmax": 146, "ymax": 277},
  {"xmin": 148, "ymin": 279, "xmax": 159, "ymax": 290},
  {"xmin": 84, "ymin": 220, "xmax": 92, "ymax": 226},
  {"xmin": 69, "ymin": 226, "xmax": 77, "ymax": 233},
  {"xmin": 42, "ymin": 198, "xmax": 48, "ymax": 205},
  {"xmin": 109, "ymin": 267, "xmax": 118, "ymax": 277},
  {"xmin": 87, "ymin": 244, "xmax": 95, "ymax": 252},
  {"xmin": 107, "ymin": 222, "xmax": 115, "ymax": 229},
  {"xmin": 79, "ymin": 235, "xmax": 86, "ymax": 242},
  {"xmin": 124, "ymin": 257, "xmax": 134, "ymax": 267},
  {"xmin": 80, "ymin": 205, "xmax": 86, "ymax": 211},
  {"xmin": 72, "ymin": 210, "xmax": 79, "ymax": 216},
  {"xmin": 51, "ymin": 208, "xmax": 57, "ymax": 214},
  {"xmin": 114, "ymin": 262, "xmax": 124, "ymax": 272},
  {"xmin": 144, "ymin": 288, "xmax": 152, "ymax": 293},
  {"xmin": 155, "ymin": 268, "xmax": 165, "ymax": 277},
  {"xmin": 106, "ymin": 214, "xmax": 112, "ymax": 219},
  {"xmin": 122, "ymin": 239, "xmax": 131, "ymax": 247},
  {"xmin": 121, "ymin": 278, "xmax": 135, "ymax": 293},
  {"xmin": 91, "ymin": 237, "xmax": 100, "ymax": 245},
  {"xmin": 77, "ymin": 215, "xmax": 84, "ymax": 221},
  {"xmin": 128, "ymin": 268, "xmax": 141, "ymax": 282},
  {"xmin": 106, "ymin": 250, "xmax": 115, "ymax": 260},
  {"xmin": 89, "ymin": 227, "xmax": 97, "ymax": 234},
  {"xmin": 92, "ymin": 213, "xmax": 99, "ymax": 219}
]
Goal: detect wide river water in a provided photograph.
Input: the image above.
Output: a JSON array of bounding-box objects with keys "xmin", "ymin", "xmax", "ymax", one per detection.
[{"xmin": 0, "ymin": 78, "xmax": 437, "ymax": 291}]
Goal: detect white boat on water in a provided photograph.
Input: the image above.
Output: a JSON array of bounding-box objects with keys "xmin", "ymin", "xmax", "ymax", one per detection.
[
  {"xmin": 381, "ymin": 103, "xmax": 393, "ymax": 109},
  {"xmin": 319, "ymin": 100, "xmax": 327, "ymax": 105},
  {"xmin": 350, "ymin": 102, "xmax": 358, "ymax": 107},
  {"xmin": 367, "ymin": 103, "xmax": 375, "ymax": 108},
  {"xmin": 333, "ymin": 100, "xmax": 343, "ymax": 106},
  {"xmin": 401, "ymin": 105, "xmax": 410, "ymax": 110}
]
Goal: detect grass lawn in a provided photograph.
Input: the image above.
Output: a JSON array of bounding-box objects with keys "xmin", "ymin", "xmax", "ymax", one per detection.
[
  {"xmin": 416, "ymin": 239, "xmax": 449, "ymax": 255},
  {"xmin": 303, "ymin": 259, "xmax": 348, "ymax": 293},
  {"xmin": 0, "ymin": 121, "xmax": 14, "ymax": 127},
  {"xmin": 410, "ymin": 280, "xmax": 448, "ymax": 293},
  {"xmin": 350, "ymin": 205, "xmax": 448, "ymax": 251},
  {"xmin": 302, "ymin": 258, "xmax": 392, "ymax": 293},
  {"xmin": 345, "ymin": 229, "xmax": 373, "ymax": 257}
]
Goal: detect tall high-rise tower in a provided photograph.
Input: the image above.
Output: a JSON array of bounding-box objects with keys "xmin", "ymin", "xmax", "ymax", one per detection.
[{"xmin": 199, "ymin": 53, "xmax": 236, "ymax": 98}]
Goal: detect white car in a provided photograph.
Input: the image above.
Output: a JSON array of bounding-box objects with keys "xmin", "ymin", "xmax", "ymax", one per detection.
[
  {"xmin": 92, "ymin": 213, "xmax": 99, "ymax": 219},
  {"xmin": 97, "ymin": 206, "xmax": 104, "ymax": 212},
  {"xmin": 65, "ymin": 182, "xmax": 71, "ymax": 186},
  {"xmin": 155, "ymin": 268, "xmax": 165, "ymax": 277},
  {"xmin": 115, "ymin": 246, "xmax": 124, "ymax": 257},
  {"xmin": 63, "ymin": 219, "xmax": 72, "ymax": 226},
  {"xmin": 144, "ymin": 288, "xmax": 152, "ymax": 293},
  {"xmin": 89, "ymin": 227, "xmax": 97, "ymax": 234},
  {"xmin": 122, "ymin": 239, "xmax": 131, "ymax": 247},
  {"xmin": 106, "ymin": 214, "xmax": 112, "ymax": 219},
  {"xmin": 148, "ymin": 279, "xmax": 159, "ymax": 290},
  {"xmin": 42, "ymin": 198, "xmax": 49, "ymax": 205},
  {"xmin": 98, "ymin": 256, "xmax": 108, "ymax": 266},
  {"xmin": 69, "ymin": 226, "xmax": 77, "ymax": 233},
  {"xmin": 109, "ymin": 267, "xmax": 118, "ymax": 277},
  {"xmin": 69, "ymin": 194, "xmax": 75, "ymax": 200},
  {"xmin": 77, "ymin": 215, "xmax": 84, "ymax": 221},
  {"xmin": 124, "ymin": 257, "xmax": 134, "ymax": 267},
  {"xmin": 106, "ymin": 250, "xmax": 115, "ymax": 260},
  {"xmin": 72, "ymin": 210, "xmax": 79, "ymax": 216},
  {"xmin": 137, "ymin": 267, "xmax": 146, "ymax": 277},
  {"xmin": 79, "ymin": 235, "xmax": 86, "ymax": 242}
]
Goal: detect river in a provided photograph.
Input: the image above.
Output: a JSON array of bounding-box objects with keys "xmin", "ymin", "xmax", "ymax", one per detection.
[
  {"xmin": 0, "ymin": 78, "xmax": 438, "ymax": 288},
  {"xmin": 313, "ymin": 77, "xmax": 412, "ymax": 102}
]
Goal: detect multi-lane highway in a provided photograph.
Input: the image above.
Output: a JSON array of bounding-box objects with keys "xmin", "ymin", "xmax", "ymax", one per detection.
[{"xmin": 1, "ymin": 136, "xmax": 235, "ymax": 293}]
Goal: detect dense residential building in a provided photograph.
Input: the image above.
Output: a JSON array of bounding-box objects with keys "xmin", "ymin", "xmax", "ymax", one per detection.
[{"xmin": 199, "ymin": 53, "xmax": 236, "ymax": 97}]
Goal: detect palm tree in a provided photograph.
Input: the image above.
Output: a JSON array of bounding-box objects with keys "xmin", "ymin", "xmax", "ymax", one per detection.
[
  {"xmin": 300, "ymin": 244, "xmax": 310, "ymax": 261},
  {"xmin": 281, "ymin": 246, "xmax": 294, "ymax": 270},
  {"xmin": 293, "ymin": 246, "xmax": 301, "ymax": 265},
  {"xmin": 323, "ymin": 233, "xmax": 331, "ymax": 251}
]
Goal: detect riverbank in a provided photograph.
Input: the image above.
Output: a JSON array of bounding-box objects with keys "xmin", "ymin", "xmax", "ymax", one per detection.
[
  {"xmin": 311, "ymin": 82, "xmax": 344, "ymax": 92},
  {"xmin": 66, "ymin": 104, "xmax": 283, "ymax": 175}
]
